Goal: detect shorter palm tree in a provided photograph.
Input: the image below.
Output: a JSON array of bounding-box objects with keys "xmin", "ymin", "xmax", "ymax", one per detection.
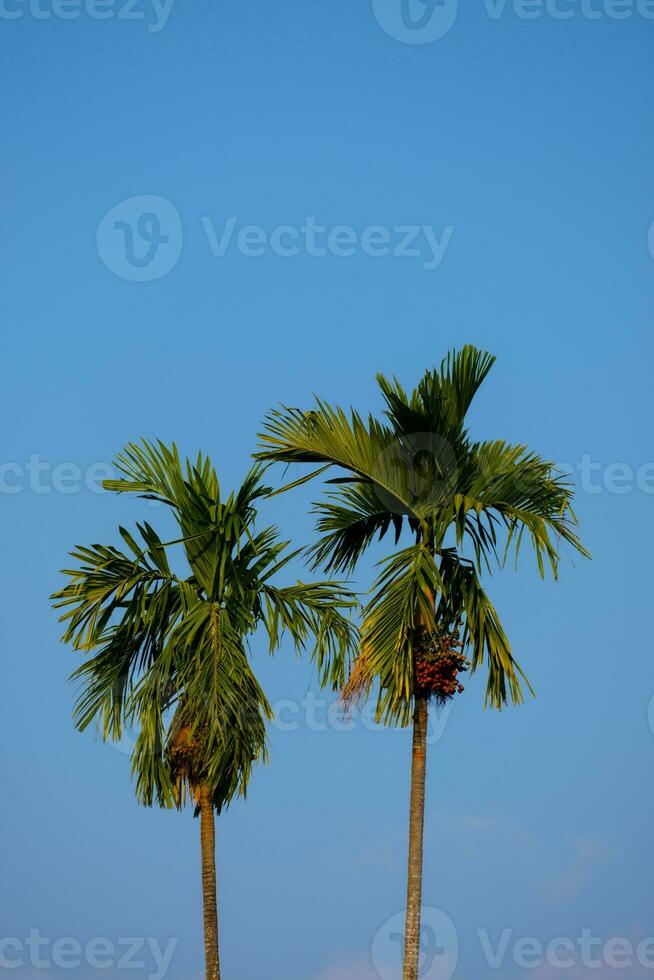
[{"xmin": 52, "ymin": 440, "xmax": 358, "ymax": 980}]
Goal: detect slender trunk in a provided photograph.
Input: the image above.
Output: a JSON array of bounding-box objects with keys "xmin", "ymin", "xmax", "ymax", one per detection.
[
  {"xmin": 199, "ymin": 784, "xmax": 220, "ymax": 980},
  {"xmin": 402, "ymin": 694, "xmax": 429, "ymax": 980}
]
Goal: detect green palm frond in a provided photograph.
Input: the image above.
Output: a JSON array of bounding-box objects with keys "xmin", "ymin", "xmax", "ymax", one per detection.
[
  {"xmin": 257, "ymin": 400, "xmax": 421, "ymax": 519},
  {"xmin": 358, "ymin": 544, "xmax": 443, "ymax": 725},
  {"xmin": 436, "ymin": 549, "xmax": 533, "ymax": 708},
  {"xmin": 309, "ymin": 481, "xmax": 405, "ymax": 574},
  {"xmin": 262, "ymin": 580, "xmax": 359, "ymax": 689},
  {"xmin": 104, "ymin": 439, "xmax": 188, "ymax": 505},
  {"xmin": 376, "ymin": 345, "xmax": 495, "ymax": 443}
]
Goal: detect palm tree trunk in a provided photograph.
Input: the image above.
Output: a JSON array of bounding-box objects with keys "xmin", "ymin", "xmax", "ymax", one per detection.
[
  {"xmin": 199, "ymin": 784, "xmax": 220, "ymax": 980},
  {"xmin": 402, "ymin": 694, "xmax": 429, "ymax": 980}
]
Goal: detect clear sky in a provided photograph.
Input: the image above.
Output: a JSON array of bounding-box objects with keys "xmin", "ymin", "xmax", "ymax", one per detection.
[{"xmin": 1, "ymin": 2, "xmax": 653, "ymax": 979}]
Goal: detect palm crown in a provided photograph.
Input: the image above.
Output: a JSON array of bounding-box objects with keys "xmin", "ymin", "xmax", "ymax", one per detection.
[
  {"xmin": 52, "ymin": 440, "xmax": 358, "ymax": 813},
  {"xmin": 257, "ymin": 345, "xmax": 589, "ymax": 723}
]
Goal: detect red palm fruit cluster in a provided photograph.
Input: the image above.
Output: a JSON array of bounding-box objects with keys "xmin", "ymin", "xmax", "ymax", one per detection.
[{"xmin": 413, "ymin": 625, "xmax": 469, "ymax": 702}]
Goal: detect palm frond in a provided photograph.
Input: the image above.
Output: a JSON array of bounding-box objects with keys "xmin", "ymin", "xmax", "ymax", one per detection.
[
  {"xmin": 355, "ymin": 544, "xmax": 443, "ymax": 726},
  {"xmin": 437, "ymin": 549, "xmax": 533, "ymax": 708},
  {"xmin": 257, "ymin": 401, "xmax": 421, "ymax": 520},
  {"xmin": 262, "ymin": 581, "xmax": 359, "ymax": 690},
  {"xmin": 376, "ymin": 345, "xmax": 495, "ymax": 439},
  {"xmin": 309, "ymin": 481, "xmax": 405, "ymax": 574}
]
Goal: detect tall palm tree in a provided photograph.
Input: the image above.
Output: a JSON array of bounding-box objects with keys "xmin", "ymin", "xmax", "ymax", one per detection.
[
  {"xmin": 256, "ymin": 346, "xmax": 589, "ymax": 980},
  {"xmin": 52, "ymin": 440, "xmax": 358, "ymax": 980}
]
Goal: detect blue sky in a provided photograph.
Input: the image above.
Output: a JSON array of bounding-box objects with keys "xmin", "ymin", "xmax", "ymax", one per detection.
[{"xmin": 1, "ymin": 2, "xmax": 653, "ymax": 979}]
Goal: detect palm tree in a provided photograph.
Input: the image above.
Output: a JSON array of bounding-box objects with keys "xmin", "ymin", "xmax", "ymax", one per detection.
[
  {"xmin": 52, "ymin": 440, "xmax": 358, "ymax": 980},
  {"xmin": 256, "ymin": 346, "xmax": 589, "ymax": 980}
]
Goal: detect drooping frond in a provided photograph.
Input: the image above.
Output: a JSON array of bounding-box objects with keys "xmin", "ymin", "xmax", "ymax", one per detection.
[
  {"xmin": 446, "ymin": 440, "xmax": 589, "ymax": 576},
  {"xmin": 261, "ymin": 581, "xmax": 359, "ymax": 690},
  {"xmin": 54, "ymin": 527, "xmax": 178, "ymax": 653},
  {"xmin": 436, "ymin": 549, "xmax": 533, "ymax": 708},
  {"xmin": 345, "ymin": 542, "xmax": 533, "ymax": 725},
  {"xmin": 309, "ymin": 481, "xmax": 406, "ymax": 574},
  {"xmin": 355, "ymin": 544, "xmax": 443, "ymax": 726}
]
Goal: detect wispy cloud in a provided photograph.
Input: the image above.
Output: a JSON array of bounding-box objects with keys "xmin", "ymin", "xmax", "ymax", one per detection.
[
  {"xmin": 427, "ymin": 809, "xmax": 618, "ymax": 903},
  {"xmin": 345, "ymin": 841, "xmax": 398, "ymax": 875},
  {"xmin": 533, "ymin": 964, "xmax": 648, "ymax": 979},
  {"xmin": 542, "ymin": 835, "xmax": 619, "ymax": 902},
  {"xmin": 444, "ymin": 813, "xmax": 496, "ymax": 831},
  {"xmin": 311, "ymin": 953, "xmax": 379, "ymax": 980}
]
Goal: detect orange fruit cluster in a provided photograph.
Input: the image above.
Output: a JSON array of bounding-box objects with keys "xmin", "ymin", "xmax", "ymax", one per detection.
[{"xmin": 413, "ymin": 626, "xmax": 469, "ymax": 702}]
